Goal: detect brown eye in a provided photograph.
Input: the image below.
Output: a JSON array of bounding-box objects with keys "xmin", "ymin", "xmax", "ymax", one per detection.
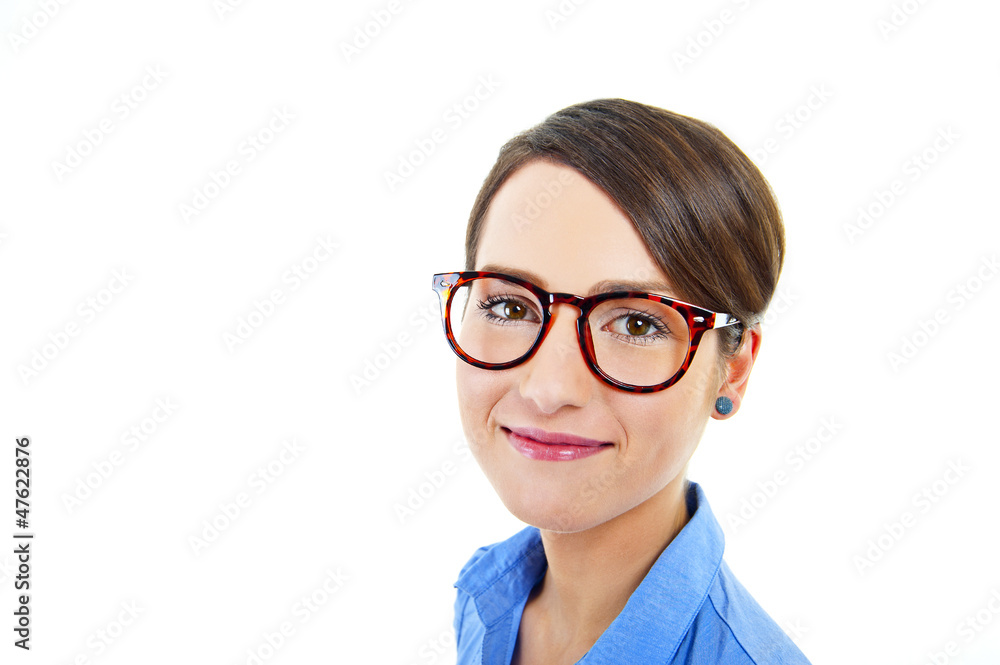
[
  {"xmin": 626, "ymin": 315, "xmax": 651, "ymax": 336},
  {"xmin": 478, "ymin": 293, "xmax": 539, "ymax": 325},
  {"xmin": 504, "ymin": 302, "xmax": 527, "ymax": 320}
]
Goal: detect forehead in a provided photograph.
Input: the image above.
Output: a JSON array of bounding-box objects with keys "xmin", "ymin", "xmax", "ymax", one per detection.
[{"xmin": 475, "ymin": 160, "xmax": 674, "ymax": 296}]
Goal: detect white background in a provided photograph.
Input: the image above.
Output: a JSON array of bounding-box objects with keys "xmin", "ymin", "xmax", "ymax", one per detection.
[{"xmin": 2, "ymin": 0, "xmax": 998, "ymax": 663}]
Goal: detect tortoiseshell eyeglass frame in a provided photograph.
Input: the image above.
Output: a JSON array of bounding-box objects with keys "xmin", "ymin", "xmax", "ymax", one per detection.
[{"xmin": 432, "ymin": 271, "xmax": 741, "ymax": 394}]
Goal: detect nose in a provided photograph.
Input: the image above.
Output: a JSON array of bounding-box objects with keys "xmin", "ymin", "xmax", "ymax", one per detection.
[{"xmin": 518, "ymin": 303, "xmax": 593, "ymax": 414}]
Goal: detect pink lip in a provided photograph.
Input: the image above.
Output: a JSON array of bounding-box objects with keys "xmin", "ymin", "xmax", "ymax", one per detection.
[{"xmin": 504, "ymin": 427, "xmax": 612, "ymax": 461}]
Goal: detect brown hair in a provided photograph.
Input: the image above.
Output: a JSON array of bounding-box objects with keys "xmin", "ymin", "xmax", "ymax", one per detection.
[{"xmin": 465, "ymin": 98, "xmax": 784, "ymax": 358}]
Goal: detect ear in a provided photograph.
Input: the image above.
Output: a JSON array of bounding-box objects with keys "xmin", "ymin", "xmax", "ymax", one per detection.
[{"xmin": 711, "ymin": 325, "xmax": 762, "ymax": 420}]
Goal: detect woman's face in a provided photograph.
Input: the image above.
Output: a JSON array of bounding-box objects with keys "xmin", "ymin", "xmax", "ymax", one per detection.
[{"xmin": 457, "ymin": 160, "xmax": 725, "ymax": 533}]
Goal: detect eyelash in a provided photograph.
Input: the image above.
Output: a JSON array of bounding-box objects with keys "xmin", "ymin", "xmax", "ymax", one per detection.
[
  {"xmin": 476, "ymin": 294, "xmax": 673, "ymax": 343},
  {"xmin": 605, "ymin": 309, "xmax": 672, "ymax": 345},
  {"xmin": 477, "ymin": 294, "xmax": 537, "ymax": 325}
]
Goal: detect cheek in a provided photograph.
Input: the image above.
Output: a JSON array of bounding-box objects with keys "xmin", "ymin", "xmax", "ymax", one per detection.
[
  {"xmin": 614, "ymin": 399, "xmax": 689, "ymax": 480},
  {"xmin": 456, "ymin": 361, "xmax": 504, "ymax": 453},
  {"xmin": 631, "ymin": 381, "xmax": 715, "ymax": 444},
  {"xmin": 610, "ymin": 367, "xmax": 718, "ymax": 485}
]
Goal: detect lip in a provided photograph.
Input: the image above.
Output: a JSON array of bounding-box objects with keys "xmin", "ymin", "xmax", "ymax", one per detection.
[{"xmin": 504, "ymin": 426, "xmax": 612, "ymax": 462}]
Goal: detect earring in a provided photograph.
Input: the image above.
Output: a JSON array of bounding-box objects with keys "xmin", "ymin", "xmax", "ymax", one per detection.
[{"xmin": 715, "ymin": 396, "xmax": 733, "ymax": 415}]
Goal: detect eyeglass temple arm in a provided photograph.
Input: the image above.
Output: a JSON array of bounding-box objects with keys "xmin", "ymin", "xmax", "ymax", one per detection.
[{"xmin": 707, "ymin": 313, "xmax": 741, "ymax": 329}]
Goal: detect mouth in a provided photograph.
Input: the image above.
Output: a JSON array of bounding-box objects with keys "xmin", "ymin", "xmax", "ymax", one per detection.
[{"xmin": 503, "ymin": 426, "xmax": 613, "ymax": 462}]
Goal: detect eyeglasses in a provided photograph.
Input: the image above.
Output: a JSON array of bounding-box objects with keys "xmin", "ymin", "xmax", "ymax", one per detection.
[{"xmin": 431, "ymin": 271, "xmax": 741, "ymax": 393}]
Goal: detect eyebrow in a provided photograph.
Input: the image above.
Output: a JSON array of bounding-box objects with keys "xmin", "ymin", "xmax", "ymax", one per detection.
[
  {"xmin": 478, "ymin": 264, "xmax": 677, "ymax": 298},
  {"xmin": 589, "ymin": 278, "xmax": 677, "ymax": 297}
]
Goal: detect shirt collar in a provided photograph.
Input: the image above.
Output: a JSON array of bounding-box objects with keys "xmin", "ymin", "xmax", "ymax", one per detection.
[
  {"xmin": 584, "ymin": 481, "xmax": 725, "ymax": 661},
  {"xmin": 455, "ymin": 524, "xmax": 547, "ymax": 628},
  {"xmin": 455, "ymin": 482, "xmax": 725, "ymax": 660}
]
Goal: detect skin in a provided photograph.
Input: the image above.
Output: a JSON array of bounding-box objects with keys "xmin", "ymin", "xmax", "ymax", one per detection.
[{"xmin": 456, "ymin": 159, "xmax": 761, "ymax": 665}]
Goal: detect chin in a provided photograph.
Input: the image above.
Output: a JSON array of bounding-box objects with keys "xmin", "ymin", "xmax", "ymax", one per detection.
[{"xmin": 494, "ymin": 480, "xmax": 623, "ymax": 534}]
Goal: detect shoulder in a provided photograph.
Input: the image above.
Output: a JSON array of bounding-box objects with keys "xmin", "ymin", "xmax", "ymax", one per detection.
[
  {"xmin": 452, "ymin": 527, "xmax": 545, "ymax": 659},
  {"xmin": 682, "ymin": 560, "xmax": 811, "ymax": 664},
  {"xmin": 454, "ymin": 526, "xmax": 543, "ymax": 589},
  {"xmin": 457, "ymin": 542, "xmax": 494, "ymax": 579},
  {"xmin": 452, "ymin": 543, "xmax": 491, "ymax": 635}
]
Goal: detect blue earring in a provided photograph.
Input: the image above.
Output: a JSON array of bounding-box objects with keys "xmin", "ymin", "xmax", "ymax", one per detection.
[{"xmin": 715, "ymin": 396, "xmax": 733, "ymax": 415}]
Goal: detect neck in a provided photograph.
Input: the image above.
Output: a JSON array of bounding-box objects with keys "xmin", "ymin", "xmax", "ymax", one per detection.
[{"xmin": 531, "ymin": 478, "xmax": 691, "ymax": 647}]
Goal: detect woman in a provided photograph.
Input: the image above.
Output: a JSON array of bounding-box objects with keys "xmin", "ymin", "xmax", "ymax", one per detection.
[{"xmin": 433, "ymin": 99, "xmax": 812, "ymax": 664}]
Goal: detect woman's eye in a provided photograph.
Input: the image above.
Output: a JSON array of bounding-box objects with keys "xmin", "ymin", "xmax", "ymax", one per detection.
[
  {"xmin": 479, "ymin": 296, "xmax": 537, "ymax": 322},
  {"xmin": 493, "ymin": 301, "xmax": 528, "ymax": 320},
  {"xmin": 624, "ymin": 315, "xmax": 652, "ymax": 336},
  {"xmin": 610, "ymin": 314, "xmax": 657, "ymax": 336}
]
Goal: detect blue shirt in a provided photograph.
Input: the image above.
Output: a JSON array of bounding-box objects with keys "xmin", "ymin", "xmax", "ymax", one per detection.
[{"xmin": 453, "ymin": 482, "xmax": 811, "ymax": 664}]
